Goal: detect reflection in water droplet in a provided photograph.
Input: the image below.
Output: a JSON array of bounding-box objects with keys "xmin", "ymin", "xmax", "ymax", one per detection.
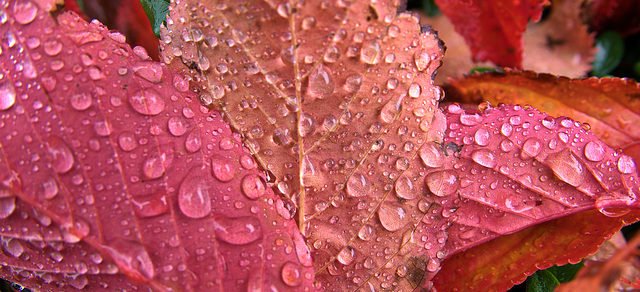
[
  {"xmin": 281, "ymin": 261, "xmax": 303, "ymax": 287},
  {"xmin": 241, "ymin": 174, "xmax": 266, "ymax": 199},
  {"xmin": 47, "ymin": 138, "xmax": 75, "ymax": 174},
  {"xmin": 471, "ymin": 149, "xmax": 496, "ymax": 168},
  {"xmin": 546, "ymin": 149, "xmax": 585, "ymax": 187},
  {"xmin": 212, "ymin": 214, "xmax": 263, "ymax": 245},
  {"xmin": 0, "ymin": 82, "xmax": 17, "ymax": 111},
  {"xmin": 178, "ymin": 175, "xmax": 212, "ymax": 219},
  {"xmin": 129, "ymin": 88, "xmax": 165, "ymax": 115},
  {"xmin": 378, "ymin": 203, "xmax": 407, "ymax": 231},
  {"xmin": 426, "ymin": 170, "xmax": 458, "ymax": 197},
  {"xmin": 346, "ymin": 173, "xmax": 370, "ymax": 197},
  {"xmin": 307, "ymin": 64, "xmax": 334, "ymax": 100},
  {"xmin": 360, "ymin": 40, "xmax": 382, "ymax": 64}
]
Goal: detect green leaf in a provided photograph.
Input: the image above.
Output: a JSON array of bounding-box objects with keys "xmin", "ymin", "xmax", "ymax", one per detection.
[
  {"xmin": 591, "ymin": 31, "xmax": 624, "ymax": 77},
  {"xmin": 526, "ymin": 263, "xmax": 583, "ymax": 292},
  {"xmin": 422, "ymin": 0, "xmax": 440, "ymax": 16},
  {"xmin": 469, "ymin": 66, "xmax": 500, "ymax": 74},
  {"xmin": 139, "ymin": 0, "xmax": 170, "ymax": 38}
]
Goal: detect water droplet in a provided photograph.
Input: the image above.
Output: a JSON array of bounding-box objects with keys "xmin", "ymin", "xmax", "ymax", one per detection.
[
  {"xmin": 41, "ymin": 178, "xmax": 58, "ymax": 199},
  {"xmin": 0, "ymin": 82, "xmax": 16, "ymax": 110},
  {"xmin": 617, "ymin": 155, "xmax": 636, "ymax": 174},
  {"xmin": 241, "ymin": 174, "xmax": 266, "ymax": 200},
  {"xmin": 212, "ymin": 214, "xmax": 263, "ymax": 245},
  {"xmin": 272, "ymin": 126, "xmax": 292, "ymax": 146},
  {"xmin": 131, "ymin": 194, "xmax": 169, "ymax": 218},
  {"xmin": 129, "ymin": 88, "xmax": 165, "ymax": 115},
  {"xmin": 360, "ymin": 40, "xmax": 382, "ymax": 64},
  {"xmin": 118, "ymin": 132, "xmax": 136, "ymax": 151},
  {"xmin": 419, "ymin": 142, "xmax": 445, "ymax": 168},
  {"xmin": 101, "ymin": 239, "xmax": 155, "ymax": 281},
  {"xmin": 13, "ymin": 0, "xmax": 38, "ymax": 25},
  {"xmin": 596, "ymin": 198, "xmax": 632, "ymax": 217},
  {"xmin": 307, "ymin": 64, "xmax": 334, "ymax": 99},
  {"xmin": 298, "ymin": 113, "xmax": 316, "ymax": 137},
  {"xmin": 584, "ymin": 141, "xmax": 605, "ymax": 162},
  {"xmin": 132, "ymin": 62, "xmax": 163, "ymax": 83},
  {"xmin": 344, "ymin": 74, "xmax": 363, "ymax": 93},
  {"xmin": 69, "ymin": 92, "xmax": 92, "ymax": 111},
  {"xmin": 67, "ymin": 274, "xmax": 88, "ymax": 289},
  {"xmin": 546, "ymin": 149, "xmax": 585, "ymax": 187},
  {"xmin": 474, "ymin": 128, "xmax": 490, "ymax": 146},
  {"xmin": 185, "ymin": 131, "xmax": 201, "ymax": 153},
  {"xmin": 471, "ymin": 149, "xmax": 496, "ymax": 168},
  {"xmin": 324, "ymin": 46, "xmax": 339, "ymax": 63},
  {"xmin": 0, "ymin": 197, "xmax": 15, "ymax": 219},
  {"xmin": 521, "ymin": 138, "xmax": 542, "ymax": 158},
  {"xmin": 395, "ymin": 157, "xmax": 409, "ymax": 171},
  {"xmin": 426, "ymin": 170, "xmax": 458, "ymax": 197},
  {"xmin": 501, "ymin": 123, "xmax": 513, "ymax": 137},
  {"xmin": 426, "ymin": 258, "xmax": 440, "ymax": 273},
  {"xmin": 346, "ymin": 173, "xmax": 370, "ymax": 197},
  {"xmin": 301, "ymin": 16, "xmax": 316, "ymax": 30},
  {"xmin": 211, "ymin": 158, "xmax": 235, "ymax": 182},
  {"xmin": 2, "ymin": 238, "xmax": 23, "ymax": 258},
  {"xmin": 276, "ymin": 3, "xmax": 290, "ymax": 18},
  {"xmin": 178, "ymin": 174, "xmax": 212, "ymax": 219},
  {"xmin": 414, "ymin": 50, "xmax": 432, "ymax": 71},
  {"xmin": 500, "ymin": 140, "xmax": 514, "ymax": 152},
  {"xmin": 378, "ymin": 203, "xmax": 407, "ymax": 231},
  {"xmin": 281, "ymin": 261, "xmax": 302, "ymax": 287},
  {"xmin": 43, "ymin": 39, "xmax": 62, "ymax": 56},
  {"xmin": 143, "ymin": 152, "xmax": 173, "ymax": 179},
  {"xmin": 337, "ymin": 246, "xmax": 355, "ymax": 265},
  {"xmin": 167, "ymin": 117, "xmax": 187, "ymax": 136},
  {"xmin": 541, "ymin": 116, "xmax": 555, "ymax": 129},
  {"xmin": 380, "ymin": 95, "xmax": 404, "ymax": 123},
  {"xmin": 93, "ymin": 120, "xmax": 112, "ymax": 136},
  {"xmin": 408, "ymin": 83, "xmax": 421, "ymax": 97},
  {"xmin": 395, "ymin": 175, "xmax": 416, "ymax": 199},
  {"xmin": 460, "ymin": 112, "xmax": 483, "ymax": 126},
  {"xmin": 47, "ymin": 138, "xmax": 74, "ymax": 173}
]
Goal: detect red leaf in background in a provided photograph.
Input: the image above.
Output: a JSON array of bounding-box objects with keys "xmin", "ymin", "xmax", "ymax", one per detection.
[
  {"xmin": 0, "ymin": 1, "xmax": 313, "ymax": 291},
  {"xmin": 585, "ymin": 0, "xmax": 640, "ymax": 37},
  {"xmin": 434, "ymin": 0, "xmax": 549, "ymax": 68}
]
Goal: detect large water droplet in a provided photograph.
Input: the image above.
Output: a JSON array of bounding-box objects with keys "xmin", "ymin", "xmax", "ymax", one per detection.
[
  {"xmin": 101, "ymin": 239, "xmax": 155, "ymax": 281},
  {"xmin": 395, "ymin": 175, "xmax": 417, "ymax": 199},
  {"xmin": 129, "ymin": 88, "xmax": 165, "ymax": 115},
  {"xmin": 337, "ymin": 246, "xmax": 355, "ymax": 265},
  {"xmin": 380, "ymin": 95, "xmax": 404, "ymax": 123},
  {"xmin": 0, "ymin": 197, "xmax": 15, "ymax": 219},
  {"xmin": 378, "ymin": 203, "xmax": 407, "ymax": 231},
  {"xmin": 2, "ymin": 238, "xmax": 23, "ymax": 258},
  {"xmin": 143, "ymin": 151, "xmax": 173, "ymax": 179},
  {"xmin": 419, "ymin": 142, "xmax": 445, "ymax": 168},
  {"xmin": 414, "ymin": 50, "xmax": 432, "ymax": 71},
  {"xmin": 521, "ymin": 138, "xmax": 542, "ymax": 158},
  {"xmin": 474, "ymin": 128, "xmax": 490, "ymax": 146},
  {"xmin": 43, "ymin": 39, "xmax": 62, "ymax": 56},
  {"xmin": 67, "ymin": 274, "xmax": 88, "ymax": 289},
  {"xmin": 596, "ymin": 198, "xmax": 632, "ymax": 217},
  {"xmin": 131, "ymin": 194, "xmax": 169, "ymax": 218},
  {"xmin": 471, "ymin": 149, "xmax": 497, "ymax": 168},
  {"xmin": 358, "ymin": 224, "xmax": 375, "ymax": 241},
  {"xmin": 178, "ymin": 175, "xmax": 212, "ymax": 219},
  {"xmin": 211, "ymin": 158, "xmax": 235, "ymax": 182},
  {"xmin": 617, "ymin": 155, "xmax": 636, "ymax": 174},
  {"xmin": 346, "ymin": 173, "xmax": 370, "ymax": 197},
  {"xmin": 132, "ymin": 62, "xmax": 163, "ymax": 83},
  {"xmin": 118, "ymin": 132, "xmax": 136, "ymax": 151},
  {"xmin": 360, "ymin": 40, "xmax": 382, "ymax": 64},
  {"xmin": 47, "ymin": 138, "xmax": 74, "ymax": 174},
  {"xmin": 281, "ymin": 261, "xmax": 303, "ymax": 287},
  {"xmin": 185, "ymin": 131, "xmax": 202, "ymax": 153},
  {"xmin": 546, "ymin": 149, "xmax": 585, "ymax": 187},
  {"xmin": 584, "ymin": 141, "xmax": 605, "ymax": 162},
  {"xmin": 425, "ymin": 170, "xmax": 458, "ymax": 197},
  {"xmin": 344, "ymin": 74, "xmax": 363, "ymax": 93},
  {"xmin": 500, "ymin": 123, "xmax": 513, "ymax": 137},
  {"xmin": 307, "ymin": 64, "xmax": 334, "ymax": 99},
  {"xmin": 241, "ymin": 174, "xmax": 266, "ymax": 200},
  {"xmin": 212, "ymin": 214, "xmax": 263, "ymax": 245},
  {"xmin": 167, "ymin": 117, "xmax": 187, "ymax": 136},
  {"xmin": 0, "ymin": 81, "xmax": 16, "ymax": 110},
  {"xmin": 69, "ymin": 92, "xmax": 92, "ymax": 111},
  {"xmin": 13, "ymin": 0, "xmax": 38, "ymax": 25}
]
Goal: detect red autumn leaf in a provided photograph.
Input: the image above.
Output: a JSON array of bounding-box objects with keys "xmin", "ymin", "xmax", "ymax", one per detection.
[
  {"xmin": 584, "ymin": 0, "xmax": 640, "ymax": 37},
  {"xmin": 434, "ymin": 0, "xmax": 549, "ymax": 68},
  {"xmin": 2, "ymin": 0, "xmax": 640, "ymax": 291},
  {"xmin": 0, "ymin": 1, "xmax": 313, "ymax": 291}
]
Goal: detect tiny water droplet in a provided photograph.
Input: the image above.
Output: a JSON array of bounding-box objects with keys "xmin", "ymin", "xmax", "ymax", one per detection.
[
  {"xmin": 102, "ymin": 239, "xmax": 155, "ymax": 281},
  {"xmin": 501, "ymin": 123, "xmax": 513, "ymax": 137},
  {"xmin": 129, "ymin": 88, "xmax": 165, "ymax": 115},
  {"xmin": 344, "ymin": 74, "xmax": 363, "ymax": 93},
  {"xmin": 0, "ymin": 197, "xmax": 15, "ymax": 219},
  {"xmin": 460, "ymin": 112, "xmax": 483, "ymax": 126},
  {"xmin": 132, "ymin": 62, "xmax": 163, "ymax": 83},
  {"xmin": 358, "ymin": 224, "xmax": 375, "ymax": 241},
  {"xmin": 408, "ymin": 83, "xmax": 421, "ymax": 97},
  {"xmin": 185, "ymin": 131, "xmax": 201, "ymax": 153},
  {"xmin": 43, "ymin": 39, "xmax": 62, "ymax": 56},
  {"xmin": 212, "ymin": 214, "xmax": 263, "ymax": 245},
  {"xmin": 2, "ymin": 238, "xmax": 23, "ymax": 258}
]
